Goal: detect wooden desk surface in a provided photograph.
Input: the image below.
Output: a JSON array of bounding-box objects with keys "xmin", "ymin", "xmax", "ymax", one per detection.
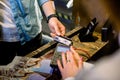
[{"xmin": 72, "ymin": 32, "xmax": 108, "ymax": 61}]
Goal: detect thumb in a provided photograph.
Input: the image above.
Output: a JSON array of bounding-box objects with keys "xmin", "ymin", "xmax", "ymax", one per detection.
[{"xmin": 50, "ymin": 33, "xmax": 57, "ymax": 38}]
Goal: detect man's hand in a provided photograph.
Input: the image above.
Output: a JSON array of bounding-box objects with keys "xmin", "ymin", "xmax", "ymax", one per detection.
[
  {"xmin": 48, "ymin": 17, "xmax": 65, "ymax": 37},
  {"xmin": 42, "ymin": 1, "xmax": 66, "ymax": 37}
]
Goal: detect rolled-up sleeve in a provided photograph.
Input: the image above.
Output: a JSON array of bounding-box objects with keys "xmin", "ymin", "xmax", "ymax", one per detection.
[{"xmin": 38, "ymin": 0, "xmax": 49, "ymax": 6}]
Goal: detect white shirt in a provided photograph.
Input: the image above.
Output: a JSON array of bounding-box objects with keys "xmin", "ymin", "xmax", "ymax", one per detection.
[{"xmin": 0, "ymin": 0, "xmax": 20, "ymax": 42}]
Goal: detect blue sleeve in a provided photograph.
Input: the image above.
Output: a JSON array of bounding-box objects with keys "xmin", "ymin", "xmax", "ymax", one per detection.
[{"xmin": 38, "ymin": 0, "xmax": 49, "ymax": 6}]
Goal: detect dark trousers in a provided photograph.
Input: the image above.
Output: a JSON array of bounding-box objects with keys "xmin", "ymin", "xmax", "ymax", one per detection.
[{"xmin": 0, "ymin": 33, "xmax": 42, "ymax": 65}]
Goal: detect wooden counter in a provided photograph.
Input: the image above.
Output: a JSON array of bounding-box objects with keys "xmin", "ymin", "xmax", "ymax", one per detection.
[{"xmin": 26, "ymin": 26, "xmax": 108, "ymax": 61}]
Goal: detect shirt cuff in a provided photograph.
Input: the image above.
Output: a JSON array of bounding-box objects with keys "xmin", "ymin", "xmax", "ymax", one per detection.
[
  {"xmin": 64, "ymin": 77, "xmax": 75, "ymax": 80},
  {"xmin": 38, "ymin": 0, "xmax": 49, "ymax": 6}
]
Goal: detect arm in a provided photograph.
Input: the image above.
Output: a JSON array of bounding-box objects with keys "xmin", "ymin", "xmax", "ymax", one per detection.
[{"xmin": 41, "ymin": 0, "xmax": 65, "ymax": 37}]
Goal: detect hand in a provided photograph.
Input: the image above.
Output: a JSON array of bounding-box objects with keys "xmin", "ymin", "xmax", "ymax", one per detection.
[
  {"xmin": 57, "ymin": 46, "xmax": 83, "ymax": 80},
  {"xmin": 48, "ymin": 17, "xmax": 65, "ymax": 37}
]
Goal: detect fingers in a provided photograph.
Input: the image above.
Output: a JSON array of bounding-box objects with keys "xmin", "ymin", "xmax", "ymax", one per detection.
[
  {"xmin": 54, "ymin": 20, "xmax": 65, "ymax": 36},
  {"xmin": 78, "ymin": 57, "xmax": 83, "ymax": 69},
  {"xmin": 54, "ymin": 24, "xmax": 61, "ymax": 36},
  {"xmin": 58, "ymin": 22, "xmax": 65, "ymax": 36},
  {"xmin": 50, "ymin": 33, "xmax": 56, "ymax": 38},
  {"xmin": 61, "ymin": 52, "xmax": 67, "ymax": 66},
  {"xmin": 49, "ymin": 19, "xmax": 65, "ymax": 37},
  {"xmin": 57, "ymin": 52, "xmax": 67, "ymax": 71},
  {"xmin": 53, "ymin": 25, "xmax": 65, "ymax": 36},
  {"xmin": 57, "ymin": 59, "xmax": 63, "ymax": 72},
  {"xmin": 66, "ymin": 51, "xmax": 74, "ymax": 64},
  {"xmin": 70, "ymin": 46, "xmax": 83, "ymax": 68},
  {"xmin": 70, "ymin": 46, "xmax": 81, "ymax": 60}
]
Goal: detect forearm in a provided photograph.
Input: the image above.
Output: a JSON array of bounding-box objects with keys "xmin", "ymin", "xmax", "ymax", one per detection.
[{"xmin": 41, "ymin": 0, "xmax": 56, "ymax": 17}]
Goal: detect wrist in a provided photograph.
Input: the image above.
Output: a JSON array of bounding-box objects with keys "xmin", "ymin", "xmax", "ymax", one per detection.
[{"xmin": 47, "ymin": 14, "xmax": 58, "ymax": 23}]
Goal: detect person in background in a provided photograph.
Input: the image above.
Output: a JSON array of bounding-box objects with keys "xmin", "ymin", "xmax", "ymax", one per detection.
[
  {"xmin": 57, "ymin": 0, "xmax": 120, "ymax": 80},
  {"xmin": 0, "ymin": 0, "xmax": 65, "ymax": 65}
]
